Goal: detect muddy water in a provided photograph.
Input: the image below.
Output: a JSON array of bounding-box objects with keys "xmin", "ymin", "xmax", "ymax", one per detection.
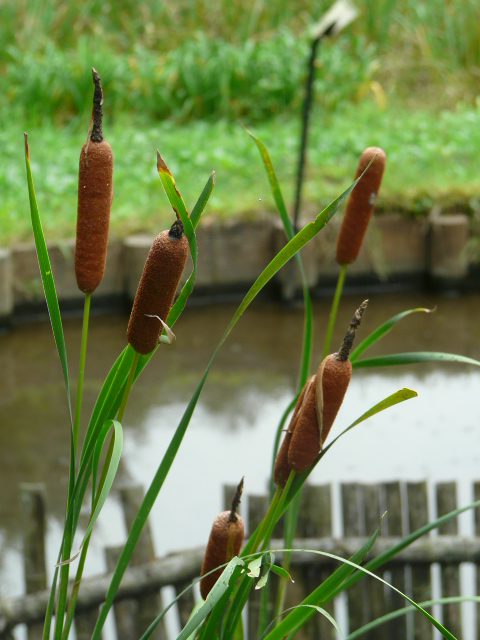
[{"xmin": 1, "ymin": 291, "xmax": 480, "ymax": 601}]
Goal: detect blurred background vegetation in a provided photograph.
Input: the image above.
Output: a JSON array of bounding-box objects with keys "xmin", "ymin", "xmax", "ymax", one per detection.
[{"xmin": 2, "ymin": 0, "xmax": 480, "ymax": 242}]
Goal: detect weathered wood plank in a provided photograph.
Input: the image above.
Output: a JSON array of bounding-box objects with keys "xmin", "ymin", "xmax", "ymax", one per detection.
[
  {"xmin": 119, "ymin": 485, "xmax": 168, "ymax": 640},
  {"xmin": 105, "ymin": 545, "xmax": 137, "ymax": 640},
  {"xmin": 342, "ymin": 483, "xmax": 367, "ymax": 635},
  {"xmin": 382, "ymin": 481, "xmax": 406, "ymax": 640},
  {"xmin": 19, "ymin": 483, "xmax": 47, "ymax": 640},
  {"xmin": 475, "ymin": 481, "xmax": 480, "ymax": 640},
  {"xmin": 436, "ymin": 481, "xmax": 462, "ymax": 637},
  {"xmin": 362, "ymin": 483, "xmax": 385, "ymax": 640},
  {"xmin": 297, "ymin": 484, "xmax": 335, "ymax": 640},
  {"xmin": 407, "ymin": 481, "xmax": 432, "ymax": 640},
  {"xmin": 247, "ymin": 492, "xmax": 269, "ymax": 639}
]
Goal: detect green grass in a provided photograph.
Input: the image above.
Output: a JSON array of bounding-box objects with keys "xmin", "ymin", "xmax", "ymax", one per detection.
[
  {"xmin": 2, "ymin": 0, "xmax": 480, "ymax": 244},
  {"xmin": 4, "ymin": 100, "xmax": 480, "ymax": 244},
  {"xmin": 2, "ymin": 1, "xmax": 479, "ymax": 123}
]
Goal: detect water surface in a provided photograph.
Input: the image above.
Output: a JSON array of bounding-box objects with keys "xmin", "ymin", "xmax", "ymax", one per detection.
[{"xmin": 1, "ymin": 291, "xmax": 480, "ymax": 602}]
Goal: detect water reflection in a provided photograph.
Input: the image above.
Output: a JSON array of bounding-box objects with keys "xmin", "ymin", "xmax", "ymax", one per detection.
[{"xmin": 1, "ymin": 291, "xmax": 480, "ymax": 597}]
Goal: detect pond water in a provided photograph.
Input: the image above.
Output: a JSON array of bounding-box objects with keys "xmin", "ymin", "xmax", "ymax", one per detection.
[{"xmin": 1, "ymin": 291, "xmax": 480, "ymax": 615}]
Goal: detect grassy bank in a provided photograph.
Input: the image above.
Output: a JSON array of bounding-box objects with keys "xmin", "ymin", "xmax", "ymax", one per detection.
[
  {"xmin": 2, "ymin": 1, "xmax": 480, "ymax": 245},
  {"xmin": 4, "ymin": 100, "xmax": 480, "ymax": 244},
  {"xmin": 2, "ymin": 0, "xmax": 479, "ymax": 123}
]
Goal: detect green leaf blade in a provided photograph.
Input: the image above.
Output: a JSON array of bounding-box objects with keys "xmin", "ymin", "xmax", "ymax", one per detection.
[{"xmin": 352, "ymin": 351, "xmax": 480, "ymax": 368}]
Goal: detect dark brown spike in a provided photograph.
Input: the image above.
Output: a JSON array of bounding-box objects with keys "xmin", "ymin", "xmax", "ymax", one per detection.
[{"xmin": 336, "ymin": 300, "xmax": 368, "ymax": 361}]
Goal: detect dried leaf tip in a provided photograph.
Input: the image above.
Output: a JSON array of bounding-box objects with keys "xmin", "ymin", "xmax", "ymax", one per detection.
[
  {"xmin": 336, "ymin": 300, "xmax": 368, "ymax": 361},
  {"xmin": 24, "ymin": 132, "xmax": 29, "ymax": 157},
  {"xmin": 90, "ymin": 67, "xmax": 104, "ymax": 142},
  {"xmin": 230, "ymin": 478, "xmax": 244, "ymax": 522},
  {"xmin": 156, "ymin": 150, "xmax": 171, "ymax": 174}
]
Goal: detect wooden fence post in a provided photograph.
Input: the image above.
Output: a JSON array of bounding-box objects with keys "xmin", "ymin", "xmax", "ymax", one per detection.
[
  {"xmin": 474, "ymin": 481, "xmax": 480, "ymax": 640},
  {"xmin": 105, "ymin": 545, "xmax": 137, "ymax": 640},
  {"xmin": 19, "ymin": 483, "xmax": 47, "ymax": 640},
  {"xmin": 382, "ymin": 481, "xmax": 407, "ymax": 640},
  {"xmin": 342, "ymin": 483, "xmax": 367, "ymax": 634},
  {"xmin": 362, "ymin": 483, "xmax": 385, "ymax": 640},
  {"xmin": 406, "ymin": 481, "xmax": 433, "ymax": 640},
  {"xmin": 436, "ymin": 481, "xmax": 462, "ymax": 637},
  {"xmin": 297, "ymin": 484, "xmax": 335, "ymax": 640},
  {"xmin": 119, "ymin": 485, "xmax": 168, "ymax": 640}
]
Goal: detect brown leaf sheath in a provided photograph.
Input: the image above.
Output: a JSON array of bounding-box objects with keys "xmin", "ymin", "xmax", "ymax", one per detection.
[
  {"xmin": 273, "ymin": 378, "xmax": 311, "ymax": 487},
  {"xmin": 335, "ymin": 147, "xmax": 386, "ymax": 265},
  {"xmin": 75, "ymin": 69, "xmax": 113, "ymax": 293},
  {"xmin": 126, "ymin": 220, "xmax": 188, "ymax": 354},
  {"xmin": 315, "ymin": 355, "xmax": 352, "ymax": 446},
  {"xmin": 287, "ymin": 375, "xmax": 321, "ymax": 473},
  {"xmin": 199, "ymin": 510, "xmax": 245, "ymax": 600}
]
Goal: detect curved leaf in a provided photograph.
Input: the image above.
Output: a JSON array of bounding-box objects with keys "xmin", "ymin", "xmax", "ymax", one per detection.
[
  {"xmin": 350, "ymin": 307, "xmax": 435, "ymax": 362},
  {"xmin": 81, "ymin": 419, "xmax": 123, "ymax": 547},
  {"xmin": 352, "ymin": 351, "xmax": 480, "ymax": 368},
  {"xmin": 24, "ymin": 134, "xmax": 72, "ymax": 425},
  {"xmin": 176, "ymin": 557, "xmax": 245, "ymax": 640}
]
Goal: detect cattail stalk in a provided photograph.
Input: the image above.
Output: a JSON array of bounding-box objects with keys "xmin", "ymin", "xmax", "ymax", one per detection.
[
  {"xmin": 335, "ymin": 147, "xmax": 386, "ymax": 265},
  {"xmin": 323, "ymin": 147, "xmax": 385, "ymax": 357},
  {"xmin": 127, "ymin": 219, "xmax": 188, "ymax": 355},
  {"xmin": 200, "ymin": 479, "xmax": 245, "ymax": 599},
  {"xmin": 75, "ymin": 68, "xmax": 113, "ymax": 294},
  {"xmin": 274, "ymin": 301, "xmax": 368, "ymax": 485}
]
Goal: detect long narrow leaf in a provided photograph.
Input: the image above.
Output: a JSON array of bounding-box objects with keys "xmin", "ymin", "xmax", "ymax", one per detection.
[
  {"xmin": 191, "ymin": 171, "xmax": 214, "ymax": 229},
  {"xmin": 352, "ymin": 351, "xmax": 480, "ymax": 368},
  {"xmin": 350, "ymin": 307, "xmax": 435, "ymax": 362},
  {"xmin": 176, "ymin": 558, "xmax": 245, "ymax": 640},
  {"xmin": 346, "ymin": 596, "xmax": 479, "ymax": 639},
  {"xmin": 263, "ymin": 545, "xmax": 456, "ymax": 640},
  {"xmin": 262, "ymin": 532, "xmax": 379, "ymax": 640},
  {"xmin": 246, "ymin": 126, "xmax": 313, "ymax": 390},
  {"xmin": 24, "ymin": 133, "xmax": 72, "ymax": 424}
]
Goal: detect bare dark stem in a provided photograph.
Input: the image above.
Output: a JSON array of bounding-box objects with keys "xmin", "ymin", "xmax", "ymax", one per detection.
[
  {"xmin": 336, "ymin": 300, "xmax": 368, "ymax": 361},
  {"xmin": 230, "ymin": 477, "xmax": 244, "ymax": 522},
  {"xmin": 90, "ymin": 68, "xmax": 104, "ymax": 142}
]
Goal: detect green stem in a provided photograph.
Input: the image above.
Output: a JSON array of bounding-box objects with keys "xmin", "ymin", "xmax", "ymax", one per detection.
[
  {"xmin": 117, "ymin": 350, "xmax": 140, "ymax": 422},
  {"xmin": 322, "ymin": 264, "xmax": 347, "ymax": 359},
  {"xmin": 62, "ymin": 432, "xmax": 116, "ymax": 640},
  {"xmin": 273, "ymin": 490, "xmax": 302, "ymax": 623},
  {"xmin": 260, "ymin": 472, "xmax": 295, "ymax": 553},
  {"xmin": 241, "ymin": 488, "xmax": 283, "ymax": 557},
  {"xmin": 73, "ymin": 292, "xmax": 91, "ymax": 459}
]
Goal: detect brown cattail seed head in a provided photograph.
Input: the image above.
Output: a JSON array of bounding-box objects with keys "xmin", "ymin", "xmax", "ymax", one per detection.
[
  {"xmin": 75, "ymin": 69, "xmax": 113, "ymax": 293},
  {"xmin": 126, "ymin": 220, "xmax": 188, "ymax": 354},
  {"xmin": 200, "ymin": 481, "xmax": 244, "ymax": 600},
  {"xmin": 273, "ymin": 379, "xmax": 310, "ymax": 487},
  {"xmin": 335, "ymin": 147, "xmax": 386, "ymax": 265},
  {"xmin": 287, "ymin": 376, "xmax": 320, "ymax": 473},
  {"xmin": 315, "ymin": 355, "xmax": 352, "ymax": 445}
]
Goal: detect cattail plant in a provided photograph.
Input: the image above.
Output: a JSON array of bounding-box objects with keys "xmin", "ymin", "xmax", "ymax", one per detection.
[
  {"xmin": 274, "ymin": 301, "xmax": 368, "ymax": 486},
  {"xmin": 200, "ymin": 478, "xmax": 245, "ymax": 600},
  {"xmin": 75, "ymin": 68, "xmax": 113, "ymax": 294},
  {"xmin": 127, "ymin": 219, "xmax": 189, "ymax": 354},
  {"xmin": 322, "ymin": 148, "xmax": 385, "ymax": 359},
  {"xmin": 335, "ymin": 146, "xmax": 386, "ymax": 265}
]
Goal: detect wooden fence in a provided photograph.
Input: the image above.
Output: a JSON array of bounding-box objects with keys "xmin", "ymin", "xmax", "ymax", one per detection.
[{"xmin": 1, "ymin": 480, "xmax": 480, "ymax": 640}]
